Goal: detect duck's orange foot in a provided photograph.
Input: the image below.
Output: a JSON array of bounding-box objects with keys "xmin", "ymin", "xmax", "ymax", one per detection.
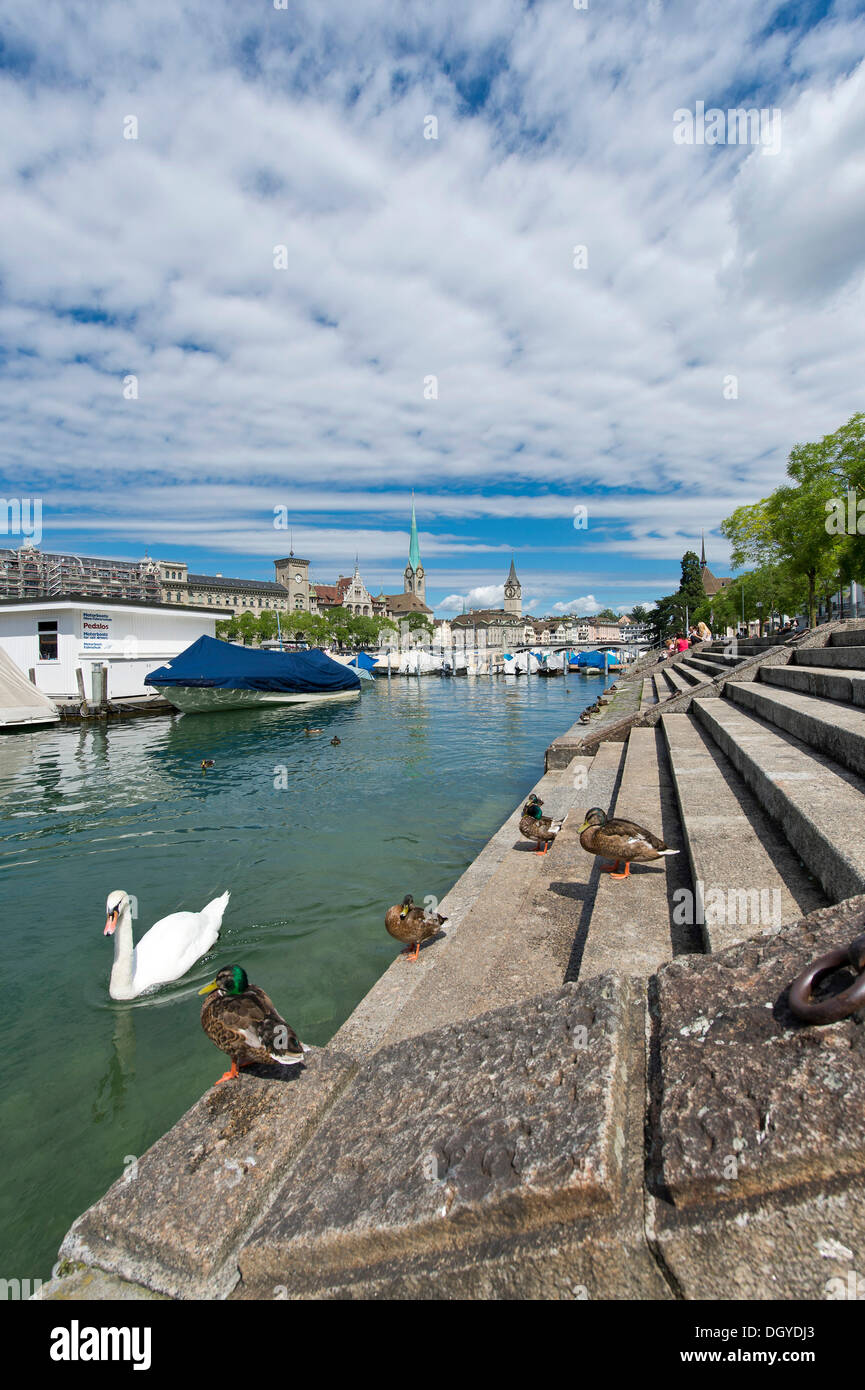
[
  {"xmin": 607, "ymin": 861, "xmax": 631, "ymax": 880},
  {"xmin": 599, "ymin": 860, "xmax": 624, "ymax": 875},
  {"xmin": 215, "ymin": 1059, "xmax": 247, "ymax": 1084},
  {"xmin": 407, "ymin": 943, "xmax": 420, "ymax": 962}
]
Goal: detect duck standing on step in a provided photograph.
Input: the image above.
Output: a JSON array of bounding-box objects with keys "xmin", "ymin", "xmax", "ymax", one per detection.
[
  {"xmin": 199, "ymin": 964, "xmax": 309, "ymax": 1084},
  {"xmin": 385, "ymin": 894, "xmax": 447, "ymax": 962},
  {"xmin": 579, "ymin": 807, "xmax": 678, "ymax": 880},
  {"xmin": 519, "ymin": 794, "xmax": 565, "ymax": 855}
]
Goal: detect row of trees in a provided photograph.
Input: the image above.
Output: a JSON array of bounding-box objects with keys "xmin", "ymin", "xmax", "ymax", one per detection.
[
  {"xmin": 215, "ymin": 607, "xmax": 436, "ymax": 648},
  {"xmin": 647, "ymin": 412, "xmax": 864, "ymax": 641},
  {"xmin": 719, "ymin": 412, "xmax": 865, "ymax": 630}
]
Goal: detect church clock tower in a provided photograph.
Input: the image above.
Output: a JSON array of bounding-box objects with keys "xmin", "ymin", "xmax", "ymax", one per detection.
[
  {"xmin": 504, "ymin": 556, "xmax": 522, "ymax": 617},
  {"xmin": 404, "ymin": 497, "xmax": 425, "ymax": 605}
]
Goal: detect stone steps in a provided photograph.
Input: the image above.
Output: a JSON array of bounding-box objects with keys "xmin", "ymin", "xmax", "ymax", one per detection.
[
  {"xmin": 794, "ymin": 645, "xmax": 865, "ymax": 669},
  {"xmin": 640, "ymin": 677, "xmax": 657, "ymax": 712},
  {"xmin": 691, "ymin": 696, "xmax": 865, "ymax": 902},
  {"xmin": 726, "ymin": 680, "xmax": 865, "ymax": 779},
  {"xmin": 759, "ymin": 662, "xmax": 865, "ymax": 708},
  {"xmin": 578, "ymin": 726, "xmax": 696, "ymax": 981},
  {"xmin": 660, "ymin": 712, "xmax": 825, "ymax": 953},
  {"xmin": 652, "ymin": 672, "xmax": 670, "ymax": 702},
  {"xmin": 660, "ymin": 665, "xmax": 694, "ymax": 695},
  {"xmin": 679, "ymin": 655, "xmax": 725, "ymax": 680},
  {"xmin": 828, "ymin": 627, "xmax": 865, "ymax": 647}
]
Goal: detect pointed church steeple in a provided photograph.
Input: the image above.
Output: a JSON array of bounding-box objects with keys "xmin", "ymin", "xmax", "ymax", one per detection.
[
  {"xmin": 404, "ymin": 493, "xmax": 425, "ymax": 604},
  {"xmin": 504, "ymin": 554, "xmax": 522, "ymax": 617},
  {"xmin": 408, "ymin": 496, "xmax": 421, "ymax": 572},
  {"xmin": 700, "ymin": 530, "xmax": 706, "ymax": 567}
]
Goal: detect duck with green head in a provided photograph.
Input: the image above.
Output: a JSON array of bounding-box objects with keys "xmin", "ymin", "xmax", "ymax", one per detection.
[
  {"xmin": 578, "ymin": 807, "xmax": 678, "ymax": 880},
  {"xmin": 198, "ymin": 964, "xmax": 308, "ymax": 1084},
  {"xmin": 519, "ymin": 793, "xmax": 565, "ymax": 855}
]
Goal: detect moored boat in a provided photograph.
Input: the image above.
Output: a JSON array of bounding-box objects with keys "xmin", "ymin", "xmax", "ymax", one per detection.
[{"xmin": 146, "ymin": 636, "xmax": 362, "ymax": 713}]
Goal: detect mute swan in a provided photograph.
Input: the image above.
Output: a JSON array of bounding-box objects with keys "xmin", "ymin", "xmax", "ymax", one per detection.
[{"xmin": 104, "ymin": 889, "xmax": 230, "ymax": 1000}]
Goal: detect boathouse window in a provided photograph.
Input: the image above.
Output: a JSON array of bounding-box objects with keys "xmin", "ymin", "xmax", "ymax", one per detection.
[{"xmin": 38, "ymin": 620, "xmax": 58, "ymax": 660}]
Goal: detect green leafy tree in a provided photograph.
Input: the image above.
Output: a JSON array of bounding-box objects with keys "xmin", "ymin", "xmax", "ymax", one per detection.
[
  {"xmin": 405, "ymin": 612, "xmax": 435, "ymax": 639},
  {"xmin": 256, "ymin": 609, "xmax": 279, "ymax": 642}
]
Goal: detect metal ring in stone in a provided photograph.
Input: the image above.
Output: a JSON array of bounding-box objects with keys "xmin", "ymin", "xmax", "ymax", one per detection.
[{"xmin": 789, "ymin": 943, "xmax": 865, "ymax": 1025}]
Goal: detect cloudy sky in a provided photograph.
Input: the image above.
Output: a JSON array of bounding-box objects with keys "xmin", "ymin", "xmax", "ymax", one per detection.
[{"xmin": 1, "ymin": 0, "xmax": 863, "ymax": 615}]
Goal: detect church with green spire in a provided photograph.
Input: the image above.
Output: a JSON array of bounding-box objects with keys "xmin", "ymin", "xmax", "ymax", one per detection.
[{"xmin": 404, "ymin": 497, "xmax": 425, "ymax": 605}]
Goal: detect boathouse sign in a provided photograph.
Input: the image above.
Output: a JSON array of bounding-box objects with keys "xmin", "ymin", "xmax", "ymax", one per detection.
[{"xmin": 81, "ymin": 611, "xmax": 112, "ymax": 651}]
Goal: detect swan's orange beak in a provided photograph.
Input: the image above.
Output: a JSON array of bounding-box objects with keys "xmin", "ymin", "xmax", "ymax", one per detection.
[{"xmin": 104, "ymin": 908, "xmax": 118, "ymax": 936}]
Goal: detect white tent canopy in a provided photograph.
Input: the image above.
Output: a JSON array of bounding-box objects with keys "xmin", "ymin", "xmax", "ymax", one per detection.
[{"xmin": 0, "ymin": 647, "xmax": 60, "ymax": 728}]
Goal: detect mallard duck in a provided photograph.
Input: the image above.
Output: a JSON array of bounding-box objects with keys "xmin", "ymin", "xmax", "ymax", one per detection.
[
  {"xmin": 201, "ymin": 759, "xmax": 214, "ymax": 771},
  {"xmin": 330, "ymin": 736, "xmax": 341, "ymax": 745},
  {"xmin": 519, "ymin": 793, "xmax": 565, "ymax": 854},
  {"xmin": 385, "ymin": 894, "xmax": 447, "ymax": 962},
  {"xmin": 198, "ymin": 964, "xmax": 308, "ymax": 1084},
  {"xmin": 579, "ymin": 807, "xmax": 678, "ymax": 880},
  {"xmin": 304, "ymin": 726, "xmax": 323, "ymax": 735}
]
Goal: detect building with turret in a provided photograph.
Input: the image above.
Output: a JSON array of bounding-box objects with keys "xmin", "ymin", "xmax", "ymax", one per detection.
[
  {"xmin": 504, "ymin": 557, "xmax": 522, "ymax": 617},
  {"xmin": 700, "ymin": 531, "xmax": 732, "ymax": 598}
]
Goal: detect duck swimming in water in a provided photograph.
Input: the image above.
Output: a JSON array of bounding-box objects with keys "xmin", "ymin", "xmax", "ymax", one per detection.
[{"xmin": 578, "ymin": 807, "xmax": 678, "ymax": 880}]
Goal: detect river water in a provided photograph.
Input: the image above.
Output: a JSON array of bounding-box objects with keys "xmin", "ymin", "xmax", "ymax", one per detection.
[{"xmin": 0, "ymin": 669, "xmax": 606, "ymax": 1281}]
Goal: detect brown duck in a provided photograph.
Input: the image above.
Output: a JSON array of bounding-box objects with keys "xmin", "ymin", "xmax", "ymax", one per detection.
[
  {"xmin": 385, "ymin": 894, "xmax": 447, "ymax": 961},
  {"xmin": 198, "ymin": 964, "xmax": 308, "ymax": 1084},
  {"xmin": 519, "ymin": 793, "xmax": 565, "ymax": 854},
  {"xmin": 579, "ymin": 807, "xmax": 678, "ymax": 880}
]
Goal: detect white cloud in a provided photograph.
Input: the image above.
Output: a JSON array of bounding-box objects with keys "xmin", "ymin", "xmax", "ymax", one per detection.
[
  {"xmin": 439, "ymin": 583, "xmax": 505, "ymax": 612},
  {"xmin": 0, "ymin": 0, "xmax": 862, "ymax": 601},
  {"xmin": 553, "ymin": 595, "xmax": 601, "ymax": 615}
]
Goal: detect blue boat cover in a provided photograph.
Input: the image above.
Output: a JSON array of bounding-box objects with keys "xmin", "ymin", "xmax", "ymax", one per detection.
[
  {"xmin": 577, "ymin": 650, "xmax": 608, "ymax": 668},
  {"xmin": 146, "ymin": 636, "xmax": 361, "ymax": 693},
  {"xmin": 347, "ymin": 651, "xmax": 377, "ymax": 671}
]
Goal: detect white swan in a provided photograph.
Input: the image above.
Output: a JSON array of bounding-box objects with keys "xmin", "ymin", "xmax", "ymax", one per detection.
[{"xmin": 104, "ymin": 889, "xmax": 230, "ymax": 1000}]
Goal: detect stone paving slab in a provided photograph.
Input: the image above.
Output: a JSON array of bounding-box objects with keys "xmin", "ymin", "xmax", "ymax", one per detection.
[
  {"xmin": 652, "ymin": 1182, "xmax": 865, "ymax": 1302},
  {"xmin": 56, "ymin": 1048, "xmax": 357, "ymax": 1299},
  {"xmin": 237, "ymin": 979, "xmax": 643, "ymax": 1298},
  {"xmin": 651, "ymin": 897, "xmax": 865, "ymax": 1210}
]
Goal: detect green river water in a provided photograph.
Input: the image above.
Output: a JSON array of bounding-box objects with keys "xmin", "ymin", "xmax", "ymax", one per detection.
[{"xmin": 0, "ymin": 669, "xmax": 606, "ymax": 1282}]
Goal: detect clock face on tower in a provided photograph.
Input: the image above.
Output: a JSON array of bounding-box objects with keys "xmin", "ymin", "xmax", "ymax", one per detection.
[
  {"xmin": 416, "ymin": 567, "xmax": 424, "ymax": 579},
  {"xmin": 505, "ymin": 585, "xmax": 515, "ymax": 598},
  {"xmin": 294, "ymin": 574, "xmax": 303, "ymax": 583}
]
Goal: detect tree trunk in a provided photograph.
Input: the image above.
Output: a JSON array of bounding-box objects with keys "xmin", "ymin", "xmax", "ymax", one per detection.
[{"xmin": 808, "ymin": 571, "xmax": 816, "ymax": 629}]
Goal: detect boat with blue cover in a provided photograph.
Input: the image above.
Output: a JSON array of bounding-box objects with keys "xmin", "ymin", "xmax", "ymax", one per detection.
[{"xmin": 146, "ymin": 636, "xmax": 362, "ymax": 713}]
